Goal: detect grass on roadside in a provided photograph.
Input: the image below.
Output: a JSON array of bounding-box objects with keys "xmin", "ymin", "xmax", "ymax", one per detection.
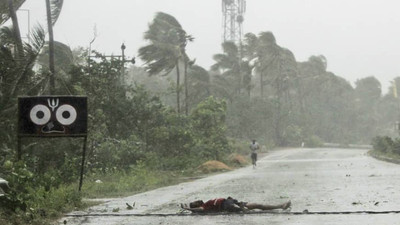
[
  {"xmin": 81, "ymin": 169, "xmax": 188, "ymax": 198},
  {"xmin": 81, "ymin": 154, "xmax": 250, "ymax": 199}
]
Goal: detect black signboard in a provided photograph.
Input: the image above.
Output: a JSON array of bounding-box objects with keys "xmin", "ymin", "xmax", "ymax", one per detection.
[{"xmin": 18, "ymin": 96, "xmax": 87, "ymax": 137}]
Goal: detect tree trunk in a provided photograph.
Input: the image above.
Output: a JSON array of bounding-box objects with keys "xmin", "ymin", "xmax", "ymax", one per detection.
[
  {"xmin": 184, "ymin": 58, "xmax": 188, "ymax": 115},
  {"xmin": 238, "ymin": 42, "xmax": 243, "ymax": 95},
  {"xmin": 176, "ymin": 61, "xmax": 181, "ymax": 114},
  {"xmin": 45, "ymin": 0, "xmax": 56, "ymax": 94},
  {"xmin": 260, "ymin": 71, "xmax": 264, "ymax": 97},
  {"xmin": 8, "ymin": 0, "xmax": 24, "ymax": 59},
  {"xmin": 274, "ymin": 92, "xmax": 283, "ymax": 146}
]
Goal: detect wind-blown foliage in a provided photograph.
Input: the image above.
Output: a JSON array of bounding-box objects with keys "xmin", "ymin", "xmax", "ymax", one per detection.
[
  {"xmin": 45, "ymin": 0, "xmax": 64, "ymax": 94},
  {"xmin": 139, "ymin": 12, "xmax": 193, "ymax": 113},
  {"xmin": 0, "ymin": 0, "xmax": 26, "ymax": 25},
  {"xmin": 211, "ymin": 30, "xmax": 398, "ymax": 147},
  {"xmin": 191, "ymin": 96, "xmax": 229, "ymax": 160},
  {"xmin": 211, "ymin": 41, "xmax": 244, "ymax": 101},
  {"xmin": 49, "ymin": 0, "xmax": 63, "ymax": 25},
  {"xmin": 186, "ymin": 64, "xmax": 211, "ymax": 111},
  {"xmin": 0, "ymin": 24, "xmax": 46, "ymax": 114}
]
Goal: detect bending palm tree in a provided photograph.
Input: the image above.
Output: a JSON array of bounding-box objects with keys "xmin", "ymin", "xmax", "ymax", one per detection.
[
  {"xmin": 211, "ymin": 41, "xmax": 242, "ymax": 101},
  {"xmin": 1, "ymin": 0, "xmax": 26, "ymax": 25},
  {"xmin": 7, "ymin": 0, "xmax": 24, "ymax": 59},
  {"xmin": 45, "ymin": 0, "xmax": 64, "ymax": 94},
  {"xmin": 139, "ymin": 12, "xmax": 192, "ymax": 114}
]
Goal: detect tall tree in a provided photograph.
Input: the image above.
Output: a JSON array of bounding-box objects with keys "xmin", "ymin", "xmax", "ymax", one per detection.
[
  {"xmin": 139, "ymin": 12, "xmax": 192, "ymax": 114},
  {"xmin": 1, "ymin": 0, "xmax": 26, "ymax": 25},
  {"xmin": 242, "ymin": 32, "xmax": 259, "ymax": 96},
  {"xmin": 45, "ymin": 0, "xmax": 63, "ymax": 94},
  {"xmin": 0, "ymin": 25, "xmax": 46, "ymax": 113},
  {"xmin": 7, "ymin": 0, "xmax": 23, "ymax": 59},
  {"xmin": 37, "ymin": 40, "xmax": 74, "ymax": 94},
  {"xmin": 256, "ymin": 32, "xmax": 281, "ymax": 97},
  {"xmin": 186, "ymin": 64, "xmax": 210, "ymax": 111},
  {"xmin": 354, "ymin": 76, "xmax": 381, "ymax": 104},
  {"xmin": 211, "ymin": 41, "xmax": 242, "ymax": 100}
]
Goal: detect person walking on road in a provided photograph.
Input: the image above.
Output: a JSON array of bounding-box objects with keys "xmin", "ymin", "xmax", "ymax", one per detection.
[
  {"xmin": 250, "ymin": 139, "xmax": 260, "ymax": 168},
  {"xmin": 181, "ymin": 196, "xmax": 291, "ymax": 213}
]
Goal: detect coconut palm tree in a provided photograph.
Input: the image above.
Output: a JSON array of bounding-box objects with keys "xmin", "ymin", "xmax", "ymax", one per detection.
[
  {"xmin": 45, "ymin": 0, "xmax": 64, "ymax": 94},
  {"xmin": 186, "ymin": 64, "xmax": 210, "ymax": 111},
  {"xmin": 241, "ymin": 32, "xmax": 259, "ymax": 96},
  {"xmin": 1, "ymin": 0, "xmax": 26, "ymax": 25},
  {"xmin": 6, "ymin": 0, "xmax": 24, "ymax": 59},
  {"xmin": 37, "ymin": 40, "xmax": 75, "ymax": 94},
  {"xmin": 0, "ymin": 0, "xmax": 64, "ymax": 113},
  {"xmin": 0, "ymin": 24, "xmax": 46, "ymax": 115},
  {"xmin": 139, "ymin": 12, "xmax": 192, "ymax": 114},
  {"xmin": 255, "ymin": 32, "xmax": 281, "ymax": 97},
  {"xmin": 211, "ymin": 41, "xmax": 242, "ymax": 100}
]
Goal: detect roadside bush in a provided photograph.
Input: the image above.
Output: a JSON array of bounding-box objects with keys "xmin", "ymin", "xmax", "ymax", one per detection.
[
  {"xmin": 191, "ymin": 97, "xmax": 230, "ymax": 161},
  {"xmin": 283, "ymin": 124, "xmax": 304, "ymax": 147},
  {"xmin": 26, "ymin": 185, "xmax": 82, "ymax": 218},
  {"xmin": 90, "ymin": 135, "xmax": 145, "ymax": 171},
  {"xmin": 304, "ymin": 135, "xmax": 323, "ymax": 148},
  {"xmin": 148, "ymin": 112, "xmax": 194, "ymax": 169},
  {"xmin": 392, "ymin": 138, "xmax": 400, "ymax": 154},
  {"xmin": 0, "ymin": 161, "xmax": 82, "ymax": 224},
  {"xmin": 228, "ymin": 139, "xmax": 249, "ymax": 155},
  {"xmin": 372, "ymin": 136, "xmax": 394, "ymax": 153}
]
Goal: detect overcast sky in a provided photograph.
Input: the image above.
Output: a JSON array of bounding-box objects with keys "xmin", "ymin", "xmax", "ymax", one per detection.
[{"xmin": 17, "ymin": 0, "xmax": 400, "ymax": 92}]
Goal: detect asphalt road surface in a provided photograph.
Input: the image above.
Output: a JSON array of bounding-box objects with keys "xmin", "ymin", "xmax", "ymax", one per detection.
[{"xmin": 59, "ymin": 148, "xmax": 400, "ymax": 225}]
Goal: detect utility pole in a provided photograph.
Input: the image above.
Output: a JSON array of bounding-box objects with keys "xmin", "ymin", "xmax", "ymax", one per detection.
[
  {"xmin": 87, "ymin": 43, "xmax": 135, "ymax": 78},
  {"xmin": 121, "ymin": 43, "xmax": 126, "ymax": 75}
]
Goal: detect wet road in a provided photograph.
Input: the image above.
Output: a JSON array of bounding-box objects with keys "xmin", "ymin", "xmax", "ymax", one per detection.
[{"xmin": 60, "ymin": 148, "xmax": 400, "ymax": 224}]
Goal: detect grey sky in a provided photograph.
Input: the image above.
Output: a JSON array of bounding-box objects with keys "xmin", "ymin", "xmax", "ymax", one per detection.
[{"xmin": 18, "ymin": 0, "xmax": 400, "ymax": 92}]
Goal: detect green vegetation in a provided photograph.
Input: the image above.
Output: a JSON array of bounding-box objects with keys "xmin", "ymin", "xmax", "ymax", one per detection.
[
  {"xmin": 370, "ymin": 136, "xmax": 400, "ymax": 163},
  {"xmin": 1, "ymin": 4, "xmax": 400, "ymax": 225}
]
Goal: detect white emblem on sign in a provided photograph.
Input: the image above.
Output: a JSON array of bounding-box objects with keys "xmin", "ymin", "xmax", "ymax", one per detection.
[
  {"xmin": 30, "ymin": 104, "xmax": 51, "ymax": 125},
  {"xmin": 56, "ymin": 104, "xmax": 77, "ymax": 125},
  {"xmin": 47, "ymin": 98, "xmax": 59, "ymax": 112}
]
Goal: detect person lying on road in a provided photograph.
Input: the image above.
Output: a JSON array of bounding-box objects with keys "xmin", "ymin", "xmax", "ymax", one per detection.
[{"xmin": 181, "ymin": 196, "xmax": 291, "ymax": 213}]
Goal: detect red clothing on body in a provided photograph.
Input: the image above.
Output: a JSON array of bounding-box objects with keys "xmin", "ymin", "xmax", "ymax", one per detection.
[{"xmin": 201, "ymin": 198, "xmax": 225, "ymax": 211}]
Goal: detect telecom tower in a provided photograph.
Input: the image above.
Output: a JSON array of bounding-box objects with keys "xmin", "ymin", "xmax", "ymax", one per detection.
[{"xmin": 222, "ymin": 0, "xmax": 246, "ymax": 44}]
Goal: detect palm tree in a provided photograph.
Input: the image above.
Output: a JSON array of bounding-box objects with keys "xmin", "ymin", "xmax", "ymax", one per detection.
[
  {"xmin": 45, "ymin": 0, "xmax": 64, "ymax": 94},
  {"xmin": 6, "ymin": 0, "xmax": 24, "ymax": 59},
  {"xmin": 241, "ymin": 33, "xmax": 257, "ymax": 96},
  {"xmin": 0, "ymin": 0, "xmax": 63, "ymax": 114},
  {"xmin": 2, "ymin": 0, "xmax": 49, "ymax": 106},
  {"xmin": 139, "ymin": 12, "xmax": 192, "ymax": 114},
  {"xmin": 0, "ymin": 24, "xmax": 46, "ymax": 115},
  {"xmin": 186, "ymin": 64, "xmax": 210, "ymax": 111},
  {"xmin": 1, "ymin": 0, "xmax": 26, "ymax": 25},
  {"xmin": 255, "ymin": 32, "xmax": 281, "ymax": 97},
  {"xmin": 240, "ymin": 59, "xmax": 252, "ymax": 96},
  {"xmin": 211, "ymin": 41, "xmax": 242, "ymax": 100},
  {"xmin": 37, "ymin": 40, "xmax": 75, "ymax": 94}
]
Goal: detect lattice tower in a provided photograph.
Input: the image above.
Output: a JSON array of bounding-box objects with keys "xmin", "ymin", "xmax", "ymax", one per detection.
[{"xmin": 222, "ymin": 0, "xmax": 246, "ymax": 44}]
